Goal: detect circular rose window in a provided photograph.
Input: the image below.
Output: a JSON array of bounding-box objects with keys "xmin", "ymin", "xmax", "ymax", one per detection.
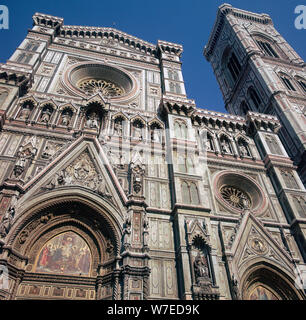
[
  {"xmin": 220, "ymin": 185, "xmax": 251, "ymax": 210},
  {"xmin": 62, "ymin": 62, "xmax": 137, "ymax": 100},
  {"xmin": 213, "ymin": 171, "xmax": 267, "ymax": 215},
  {"xmin": 77, "ymin": 79, "xmax": 124, "ymax": 97}
]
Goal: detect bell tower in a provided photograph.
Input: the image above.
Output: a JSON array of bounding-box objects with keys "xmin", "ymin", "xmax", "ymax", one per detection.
[{"xmin": 204, "ymin": 3, "xmax": 306, "ymax": 185}]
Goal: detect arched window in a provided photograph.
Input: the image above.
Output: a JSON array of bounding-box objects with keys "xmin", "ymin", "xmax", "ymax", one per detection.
[
  {"xmin": 16, "ymin": 52, "xmax": 33, "ymax": 64},
  {"xmin": 248, "ymin": 87, "xmax": 262, "ymax": 110},
  {"xmin": 281, "ymin": 170, "xmax": 299, "ymax": 189},
  {"xmin": 190, "ymin": 183, "xmax": 200, "ymax": 205},
  {"xmin": 174, "ymin": 120, "xmax": 188, "ymax": 139},
  {"xmin": 265, "ymin": 135, "xmax": 282, "ymax": 155},
  {"xmin": 182, "ymin": 181, "xmax": 190, "ymax": 203},
  {"xmin": 292, "ymin": 196, "xmax": 306, "ymax": 218},
  {"xmin": 181, "ymin": 181, "xmax": 200, "ymax": 205},
  {"xmin": 178, "ymin": 154, "xmax": 187, "ymax": 173},
  {"xmin": 168, "ymin": 69, "xmax": 179, "ymax": 81},
  {"xmin": 25, "ymin": 41, "xmax": 40, "ymax": 52},
  {"xmin": 279, "ymin": 75, "xmax": 296, "ymax": 91},
  {"xmin": 296, "ymin": 78, "xmax": 306, "ymax": 93},
  {"xmin": 256, "ymin": 40, "xmax": 279, "ymax": 58},
  {"xmin": 240, "ymin": 101, "xmax": 250, "ymax": 116},
  {"xmin": 221, "ymin": 47, "xmax": 242, "ymax": 88}
]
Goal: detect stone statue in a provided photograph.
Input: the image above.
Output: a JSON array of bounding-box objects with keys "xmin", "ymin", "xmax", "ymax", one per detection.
[
  {"xmin": 231, "ymin": 275, "xmax": 240, "ymax": 300},
  {"xmin": 114, "ymin": 121, "xmax": 123, "ymax": 136},
  {"xmin": 221, "ymin": 139, "xmax": 231, "ymax": 154},
  {"xmin": 61, "ymin": 110, "xmax": 72, "ymax": 126},
  {"xmin": 133, "ymin": 122, "xmax": 142, "ymax": 139},
  {"xmin": 40, "ymin": 107, "xmax": 52, "ymax": 123},
  {"xmin": 0, "ymin": 206, "xmax": 15, "ymax": 238},
  {"xmin": 239, "ymin": 143, "xmax": 249, "ymax": 157},
  {"xmin": 19, "ymin": 104, "xmax": 31, "ymax": 120},
  {"xmin": 123, "ymin": 215, "xmax": 132, "ymax": 248},
  {"xmin": 194, "ymin": 253, "xmax": 209, "ymax": 280},
  {"xmin": 86, "ymin": 111, "xmax": 99, "ymax": 129}
]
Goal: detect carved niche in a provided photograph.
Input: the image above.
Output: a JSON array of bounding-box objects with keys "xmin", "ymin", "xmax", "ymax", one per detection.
[{"xmin": 185, "ymin": 219, "xmax": 219, "ymax": 300}]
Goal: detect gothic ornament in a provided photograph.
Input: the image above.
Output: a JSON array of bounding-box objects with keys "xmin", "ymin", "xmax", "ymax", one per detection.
[
  {"xmin": 220, "ymin": 185, "xmax": 251, "ymax": 210},
  {"xmin": 44, "ymin": 152, "xmax": 112, "ymax": 199},
  {"xmin": 78, "ymin": 79, "xmax": 124, "ymax": 97}
]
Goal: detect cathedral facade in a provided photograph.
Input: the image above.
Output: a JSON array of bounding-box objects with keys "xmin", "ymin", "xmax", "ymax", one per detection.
[{"xmin": 0, "ymin": 4, "xmax": 305, "ymax": 300}]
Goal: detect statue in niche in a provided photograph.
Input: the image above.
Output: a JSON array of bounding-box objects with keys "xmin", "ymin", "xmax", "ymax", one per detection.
[
  {"xmin": 19, "ymin": 103, "xmax": 32, "ymax": 120},
  {"xmin": 0, "ymin": 197, "xmax": 17, "ymax": 238},
  {"xmin": 114, "ymin": 119, "xmax": 123, "ymax": 136},
  {"xmin": 133, "ymin": 121, "xmax": 143, "ymax": 140},
  {"xmin": 151, "ymin": 127, "xmax": 161, "ymax": 143},
  {"xmin": 123, "ymin": 214, "xmax": 132, "ymax": 248},
  {"xmin": 85, "ymin": 111, "xmax": 100, "ymax": 129},
  {"xmin": 40, "ymin": 106, "xmax": 53, "ymax": 123},
  {"xmin": 231, "ymin": 275, "xmax": 240, "ymax": 300},
  {"xmin": 220, "ymin": 138, "xmax": 231, "ymax": 154},
  {"xmin": 238, "ymin": 141, "xmax": 250, "ymax": 157},
  {"xmin": 194, "ymin": 252, "xmax": 210, "ymax": 280},
  {"xmin": 61, "ymin": 109, "xmax": 72, "ymax": 126}
]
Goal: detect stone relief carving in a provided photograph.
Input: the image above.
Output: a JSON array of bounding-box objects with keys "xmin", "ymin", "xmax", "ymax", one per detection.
[
  {"xmin": 13, "ymin": 136, "xmax": 38, "ymax": 178},
  {"xmin": 41, "ymin": 141, "xmax": 63, "ymax": 159},
  {"xmin": 44, "ymin": 151, "xmax": 111, "ymax": 199}
]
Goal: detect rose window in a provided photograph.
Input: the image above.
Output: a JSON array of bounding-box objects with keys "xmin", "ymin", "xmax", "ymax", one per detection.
[
  {"xmin": 77, "ymin": 79, "xmax": 124, "ymax": 97},
  {"xmin": 220, "ymin": 185, "xmax": 251, "ymax": 210}
]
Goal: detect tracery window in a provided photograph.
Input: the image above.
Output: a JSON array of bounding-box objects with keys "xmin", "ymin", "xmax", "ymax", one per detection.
[
  {"xmin": 174, "ymin": 120, "xmax": 188, "ymax": 139},
  {"xmin": 181, "ymin": 181, "xmax": 200, "ymax": 205},
  {"xmin": 221, "ymin": 47, "xmax": 242, "ymax": 88},
  {"xmin": 240, "ymin": 101, "xmax": 250, "ymax": 116},
  {"xmin": 227, "ymin": 52, "xmax": 241, "ymax": 83},
  {"xmin": 280, "ymin": 76, "xmax": 296, "ymax": 91},
  {"xmin": 265, "ymin": 135, "xmax": 282, "ymax": 155},
  {"xmin": 16, "ymin": 52, "xmax": 33, "ymax": 64},
  {"xmin": 296, "ymin": 78, "xmax": 306, "ymax": 93},
  {"xmin": 220, "ymin": 185, "xmax": 251, "ymax": 210},
  {"xmin": 78, "ymin": 79, "xmax": 124, "ymax": 97},
  {"xmin": 25, "ymin": 41, "xmax": 40, "ymax": 52},
  {"xmin": 281, "ymin": 170, "xmax": 299, "ymax": 189},
  {"xmin": 168, "ymin": 69, "xmax": 179, "ymax": 81},
  {"xmin": 292, "ymin": 196, "xmax": 306, "ymax": 218},
  {"xmin": 256, "ymin": 40, "xmax": 279, "ymax": 58},
  {"xmin": 248, "ymin": 87, "xmax": 262, "ymax": 110}
]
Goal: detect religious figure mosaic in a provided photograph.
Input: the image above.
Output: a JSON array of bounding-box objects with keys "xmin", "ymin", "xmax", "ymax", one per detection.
[{"xmin": 35, "ymin": 231, "xmax": 91, "ymax": 276}]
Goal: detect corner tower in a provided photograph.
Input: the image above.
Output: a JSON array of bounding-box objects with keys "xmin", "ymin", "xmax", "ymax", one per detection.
[{"xmin": 204, "ymin": 4, "xmax": 306, "ymax": 185}]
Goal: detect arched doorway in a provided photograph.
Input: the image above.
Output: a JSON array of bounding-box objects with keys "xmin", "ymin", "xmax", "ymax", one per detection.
[
  {"xmin": 7, "ymin": 198, "xmax": 122, "ymax": 300},
  {"xmin": 241, "ymin": 263, "xmax": 304, "ymax": 300}
]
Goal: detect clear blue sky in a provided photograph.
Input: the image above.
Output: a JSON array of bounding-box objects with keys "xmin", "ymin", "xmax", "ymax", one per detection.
[{"xmin": 0, "ymin": 0, "xmax": 305, "ymax": 113}]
